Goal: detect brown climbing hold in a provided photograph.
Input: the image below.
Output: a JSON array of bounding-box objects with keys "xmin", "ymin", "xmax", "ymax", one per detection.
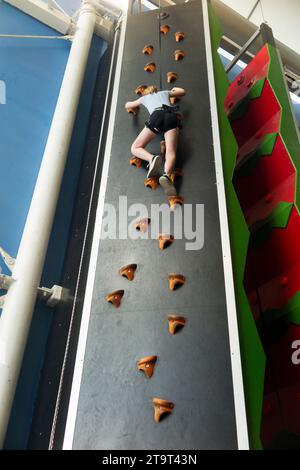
[
  {"xmin": 168, "ymin": 273, "xmax": 185, "ymax": 291},
  {"xmin": 158, "ymin": 234, "xmax": 174, "ymax": 250},
  {"xmin": 144, "ymin": 62, "xmax": 156, "ymax": 73},
  {"xmin": 135, "ymin": 84, "xmax": 147, "ymax": 95},
  {"xmin": 170, "ymin": 168, "xmax": 184, "ymax": 183},
  {"xmin": 144, "ymin": 176, "xmax": 159, "ymax": 190},
  {"xmin": 135, "ymin": 218, "xmax": 151, "ymax": 232},
  {"xmin": 175, "ymin": 31, "xmax": 185, "ymax": 42},
  {"xmin": 167, "ymin": 315, "xmax": 186, "ymax": 335},
  {"xmin": 119, "ymin": 264, "xmax": 137, "ymax": 281},
  {"xmin": 127, "ymin": 107, "xmax": 139, "ymax": 116},
  {"xmin": 169, "ymin": 96, "xmax": 180, "ymax": 106},
  {"xmin": 153, "ymin": 398, "xmax": 174, "ymax": 423},
  {"xmin": 160, "ymin": 24, "xmax": 170, "ymax": 35},
  {"xmin": 105, "ymin": 290, "xmax": 124, "ymax": 308},
  {"xmin": 167, "ymin": 72, "xmax": 178, "ymax": 83},
  {"xmin": 160, "ymin": 140, "xmax": 166, "ymax": 156},
  {"xmin": 168, "ymin": 196, "xmax": 184, "ymax": 209},
  {"xmin": 130, "ymin": 156, "xmax": 142, "ymax": 168},
  {"xmin": 137, "ymin": 355, "xmax": 157, "ymax": 378},
  {"xmin": 142, "ymin": 44, "xmax": 153, "ymax": 55},
  {"xmin": 174, "ymin": 50, "xmax": 185, "ymax": 61}
]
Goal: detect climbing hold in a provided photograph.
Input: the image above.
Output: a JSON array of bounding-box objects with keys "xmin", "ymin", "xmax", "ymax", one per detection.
[
  {"xmin": 159, "ymin": 11, "xmax": 169, "ymax": 20},
  {"xmin": 137, "ymin": 355, "xmax": 157, "ymax": 378},
  {"xmin": 167, "ymin": 72, "xmax": 179, "ymax": 83},
  {"xmin": 153, "ymin": 398, "xmax": 174, "ymax": 423},
  {"xmin": 119, "ymin": 264, "xmax": 137, "ymax": 281},
  {"xmin": 105, "ymin": 290, "xmax": 124, "ymax": 308},
  {"xmin": 135, "ymin": 84, "xmax": 147, "ymax": 95},
  {"xmin": 169, "ymin": 96, "xmax": 180, "ymax": 106},
  {"xmin": 160, "ymin": 140, "xmax": 166, "ymax": 156},
  {"xmin": 135, "ymin": 218, "xmax": 151, "ymax": 232},
  {"xmin": 160, "ymin": 24, "xmax": 170, "ymax": 35},
  {"xmin": 144, "ymin": 176, "xmax": 159, "ymax": 190},
  {"xmin": 168, "ymin": 273, "xmax": 186, "ymax": 291},
  {"xmin": 144, "ymin": 62, "xmax": 156, "ymax": 73},
  {"xmin": 175, "ymin": 31, "xmax": 185, "ymax": 42},
  {"xmin": 174, "ymin": 50, "xmax": 185, "ymax": 61},
  {"xmin": 142, "ymin": 44, "xmax": 153, "ymax": 55},
  {"xmin": 170, "ymin": 168, "xmax": 184, "ymax": 183},
  {"xmin": 168, "ymin": 196, "xmax": 184, "ymax": 209},
  {"xmin": 167, "ymin": 315, "xmax": 186, "ymax": 335},
  {"xmin": 127, "ymin": 107, "xmax": 139, "ymax": 116},
  {"xmin": 158, "ymin": 234, "xmax": 174, "ymax": 250},
  {"xmin": 130, "ymin": 156, "xmax": 142, "ymax": 168},
  {"xmin": 237, "ymin": 75, "xmax": 245, "ymax": 86}
]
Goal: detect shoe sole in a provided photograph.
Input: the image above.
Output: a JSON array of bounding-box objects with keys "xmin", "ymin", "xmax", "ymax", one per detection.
[
  {"xmin": 147, "ymin": 156, "xmax": 162, "ymax": 178},
  {"xmin": 159, "ymin": 176, "xmax": 177, "ymax": 196}
]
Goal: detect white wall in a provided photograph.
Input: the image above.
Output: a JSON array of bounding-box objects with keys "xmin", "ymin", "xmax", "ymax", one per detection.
[{"xmin": 219, "ymin": 0, "xmax": 300, "ymax": 55}]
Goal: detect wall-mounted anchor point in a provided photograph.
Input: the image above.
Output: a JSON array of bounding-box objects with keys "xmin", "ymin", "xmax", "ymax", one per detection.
[
  {"xmin": 153, "ymin": 398, "xmax": 174, "ymax": 423},
  {"xmin": 105, "ymin": 290, "xmax": 124, "ymax": 308},
  {"xmin": 168, "ymin": 273, "xmax": 186, "ymax": 291},
  {"xmin": 167, "ymin": 315, "xmax": 186, "ymax": 335},
  {"xmin": 119, "ymin": 264, "xmax": 137, "ymax": 281},
  {"xmin": 158, "ymin": 234, "xmax": 174, "ymax": 250},
  {"xmin": 137, "ymin": 355, "xmax": 157, "ymax": 378}
]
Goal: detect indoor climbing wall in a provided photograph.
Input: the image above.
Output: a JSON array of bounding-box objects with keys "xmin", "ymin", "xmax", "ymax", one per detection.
[
  {"xmin": 221, "ymin": 20, "xmax": 300, "ymax": 448},
  {"xmin": 71, "ymin": 1, "xmax": 238, "ymax": 449}
]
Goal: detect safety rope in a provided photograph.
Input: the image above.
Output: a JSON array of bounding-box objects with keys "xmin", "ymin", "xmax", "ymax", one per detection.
[{"xmin": 0, "ymin": 34, "xmax": 73, "ymax": 41}]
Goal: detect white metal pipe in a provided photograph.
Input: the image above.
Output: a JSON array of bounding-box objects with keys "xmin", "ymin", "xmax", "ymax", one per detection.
[{"xmin": 0, "ymin": 0, "xmax": 97, "ymax": 448}]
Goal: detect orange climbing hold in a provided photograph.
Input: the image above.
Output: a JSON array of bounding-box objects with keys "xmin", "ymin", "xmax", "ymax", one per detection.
[
  {"xmin": 144, "ymin": 62, "xmax": 156, "ymax": 73},
  {"xmin": 175, "ymin": 31, "xmax": 185, "ymax": 42},
  {"xmin": 127, "ymin": 107, "xmax": 139, "ymax": 116},
  {"xmin": 119, "ymin": 264, "xmax": 137, "ymax": 281},
  {"xmin": 135, "ymin": 84, "xmax": 147, "ymax": 95},
  {"xmin": 144, "ymin": 176, "xmax": 159, "ymax": 190},
  {"xmin": 168, "ymin": 196, "xmax": 184, "ymax": 209},
  {"xmin": 152, "ymin": 398, "xmax": 174, "ymax": 423},
  {"xmin": 105, "ymin": 290, "xmax": 124, "ymax": 308},
  {"xmin": 167, "ymin": 72, "xmax": 179, "ymax": 83},
  {"xmin": 174, "ymin": 50, "xmax": 185, "ymax": 61},
  {"xmin": 130, "ymin": 156, "xmax": 142, "ymax": 168},
  {"xmin": 170, "ymin": 168, "xmax": 184, "ymax": 183},
  {"xmin": 167, "ymin": 315, "xmax": 186, "ymax": 335},
  {"xmin": 142, "ymin": 44, "xmax": 153, "ymax": 55},
  {"xmin": 168, "ymin": 273, "xmax": 186, "ymax": 291},
  {"xmin": 160, "ymin": 24, "xmax": 170, "ymax": 35},
  {"xmin": 135, "ymin": 218, "xmax": 151, "ymax": 232},
  {"xmin": 137, "ymin": 355, "xmax": 157, "ymax": 378},
  {"xmin": 158, "ymin": 234, "xmax": 174, "ymax": 251}
]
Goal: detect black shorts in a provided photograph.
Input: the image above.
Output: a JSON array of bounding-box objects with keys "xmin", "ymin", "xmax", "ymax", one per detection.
[{"xmin": 145, "ymin": 109, "xmax": 179, "ymax": 135}]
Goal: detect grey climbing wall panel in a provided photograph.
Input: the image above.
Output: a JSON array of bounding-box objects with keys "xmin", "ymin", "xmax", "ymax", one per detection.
[{"xmin": 72, "ymin": 0, "xmax": 238, "ymax": 450}]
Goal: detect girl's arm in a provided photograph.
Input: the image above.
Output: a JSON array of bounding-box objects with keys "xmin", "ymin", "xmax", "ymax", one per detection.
[
  {"xmin": 169, "ymin": 87, "xmax": 186, "ymax": 98},
  {"xmin": 125, "ymin": 98, "xmax": 142, "ymax": 110}
]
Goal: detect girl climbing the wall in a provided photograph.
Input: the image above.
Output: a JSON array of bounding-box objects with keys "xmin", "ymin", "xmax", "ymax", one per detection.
[{"xmin": 125, "ymin": 85, "xmax": 186, "ymax": 196}]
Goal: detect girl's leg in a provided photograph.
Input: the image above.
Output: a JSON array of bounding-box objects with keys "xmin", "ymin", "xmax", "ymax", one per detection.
[
  {"xmin": 131, "ymin": 127, "xmax": 157, "ymax": 162},
  {"xmin": 164, "ymin": 127, "xmax": 179, "ymax": 175}
]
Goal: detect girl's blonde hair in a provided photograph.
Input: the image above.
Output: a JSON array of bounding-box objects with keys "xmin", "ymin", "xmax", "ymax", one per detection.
[{"xmin": 143, "ymin": 85, "xmax": 157, "ymax": 95}]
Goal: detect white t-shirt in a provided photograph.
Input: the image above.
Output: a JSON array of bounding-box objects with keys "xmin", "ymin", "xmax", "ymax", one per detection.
[{"xmin": 140, "ymin": 90, "xmax": 171, "ymax": 114}]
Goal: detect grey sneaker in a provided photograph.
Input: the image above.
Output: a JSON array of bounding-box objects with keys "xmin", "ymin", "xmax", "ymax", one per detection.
[
  {"xmin": 147, "ymin": 155, "xmax": 162, "ymax": 178},
  {"xmin": 159, "ymin": 173, "xmax": 177, "ymax": 196}
]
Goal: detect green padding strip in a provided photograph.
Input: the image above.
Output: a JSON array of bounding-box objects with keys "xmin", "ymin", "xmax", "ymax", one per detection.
[
  {"xmin": 250, "ymin": 201, "xmax": 293, "ymax": 247},
  {"xmin": 235, "ymin": 133, "xmax": 278, "ymax": 178},
  {"xmin": 267, "ymin": 44, "xmax": 300, "ymax": 210},
  {"xmin": 209, "ymin": 2, "xmax": 265, "ymax": 450},
  {"xmin": 229, "ymin": 78, "xmax": 266, "ymax": 121}
]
